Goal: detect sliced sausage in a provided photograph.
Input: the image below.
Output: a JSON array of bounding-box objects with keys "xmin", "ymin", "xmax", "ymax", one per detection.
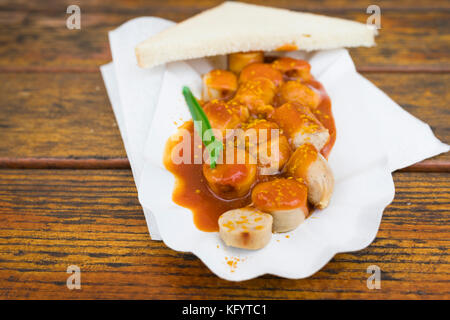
[
  {"xmin": 202, "ymin": 100, "xmax": 249, "ymax": 138},
  {"xmin": 202, "ymin": 69, "xmax": 238, "ymax": 102},
  {"xmin": 252, "ymin": 178, "xmax": 308, "ymax": 232},
  {"xmin": 239, "ymin": 63, "xmax": 284, "ymax": 87},
  {"xmin": 275, "ymin": 80, "xmax": 321, "ymax": 109},
  {"xmin": 219, "ymin": 207, "xmax": 273, "ymax": 250},
  {"xmin": 270, "ymin": 102, "xmax": 329, "ymax": 152},
  {"xmin": 255, "ymin": 134, "xmax": 291, "ymax": 175},
  {"xmin": 272, "ymin": 57, "xmax": 312, "ymax": 82},
  {"xmin": 239, "ymin": 120, "xmax": 291, "ymax": 174},
  {"xmin": 203, "ymin": 148, "xmax": 257, "ymax": 200},
  {"xmin": 231, "ymin": 78, "xmax": 276, "ymax": 116},
  {"xmin": 284, "ymin": 143, "xmax": 334, "ymax": 209},
  {"xmin": 228, "ymin": 51, "xmax": 264, "ymax": 74}
]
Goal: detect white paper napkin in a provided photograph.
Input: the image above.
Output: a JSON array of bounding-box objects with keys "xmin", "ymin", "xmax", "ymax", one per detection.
[
  {"xmin": 100, "ymin": 63, "xmax": 161, "ymax": 239},
  {"xmin": 101, "ymin": 17, "xmax": 449, "ymax": 251},
  {"xmin": 101, "ymin": 17, "xmax": 176, "ymax": 240}
]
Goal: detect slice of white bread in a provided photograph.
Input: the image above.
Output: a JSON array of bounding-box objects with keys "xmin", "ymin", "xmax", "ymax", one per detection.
[{"xmin": 136, "ymin": 1, "xmax": 377, "ymax": 68}]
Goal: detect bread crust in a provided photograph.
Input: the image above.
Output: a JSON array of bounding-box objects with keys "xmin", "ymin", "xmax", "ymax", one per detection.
[{"xmin": 135, "ymin": 2, "xmax": 377, "ymax": 68}]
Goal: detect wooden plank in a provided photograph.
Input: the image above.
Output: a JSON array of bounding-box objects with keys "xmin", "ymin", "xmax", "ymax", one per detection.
[
  {"xmin": 0, "ymin": 72, "xmax": 447, "ymax": 167},
  {"xmin": 0, "ymin": 169, "xmax": 448, "ymax": 299},
  {"xmin": 0, "ymin": 158, "xmax": 448, "ymax": 171},
  {"xmin": 0, "ymin": 73, "xmax": 126, "ymax": 159},
  {"xmin": 1, "ymin": 0, "xmax": 449, "ymax": 13},
  {"xmin": 0, "ymin": 10, "xmax": 449, "ymax": 71}
]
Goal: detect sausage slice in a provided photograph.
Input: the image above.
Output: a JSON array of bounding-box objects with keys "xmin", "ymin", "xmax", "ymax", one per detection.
[
  {"xmin": 252, "ymin": 178, "xmax": 308, "ymax": 232},
  {"xmin": 284, "ymin": 143, "xmax": 334, "ymax": 209},
  {"xmin": 219, "ymin": 207, "xmax": 273, "ymax": 250},
  {"xmin": 270, "ymin": 102, "xmax": 329, "ymax": 152}
]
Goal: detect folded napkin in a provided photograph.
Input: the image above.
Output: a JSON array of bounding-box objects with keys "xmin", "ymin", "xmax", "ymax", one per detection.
[{"xmin": 101, "ymin": 17, "xmax": 448, "ymax": 242}]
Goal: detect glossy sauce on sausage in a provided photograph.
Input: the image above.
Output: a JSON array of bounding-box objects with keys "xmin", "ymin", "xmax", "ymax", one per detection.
[
  {"xmin": 163, "ymin": 56, "xmax": 335, "ymax": 232},
  {"xmin": 163, "ymin": 122, "xmax": 252, "ymax": 231}
]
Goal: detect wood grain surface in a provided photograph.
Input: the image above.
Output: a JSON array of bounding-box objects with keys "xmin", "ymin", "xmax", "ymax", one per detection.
[
  {"xmin": 2, "ymin": 0, "xmax": 449, "ymax": 12},
  {"xmin": 0, "ymin": 0, "xmax": 448, "ymax": 299},
  {"xmin": 0, "ymin": 10, "xmax": 449, "ymax": 72},
  {"xmin": 0, "ymin": 73, "xmax": 448, "ymax": 164},
  {"xmin": 0, "ymin": 170, "xmax": 448, "ymax": 299}
]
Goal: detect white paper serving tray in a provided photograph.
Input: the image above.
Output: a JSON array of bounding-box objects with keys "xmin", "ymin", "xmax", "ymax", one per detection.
[{"xmin": 101, "ymin": 17, "xmax": 449, "ymax": 281}]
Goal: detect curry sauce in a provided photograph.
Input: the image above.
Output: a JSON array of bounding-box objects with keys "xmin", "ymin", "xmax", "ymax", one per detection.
[{"xmin": 163, "ymin": 55, "xmax": 335, "ymax": 232}]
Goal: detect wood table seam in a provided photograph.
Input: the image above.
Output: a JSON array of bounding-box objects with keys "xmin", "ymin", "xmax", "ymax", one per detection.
[{"xmin": 0, "ymin": 158, "xmax": 448, "ymax": 172}]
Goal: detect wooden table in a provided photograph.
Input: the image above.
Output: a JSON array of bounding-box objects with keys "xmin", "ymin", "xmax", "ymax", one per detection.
[{"xmin": 0, "ymin": 0, "xmax": 448, "ymax": 299}]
